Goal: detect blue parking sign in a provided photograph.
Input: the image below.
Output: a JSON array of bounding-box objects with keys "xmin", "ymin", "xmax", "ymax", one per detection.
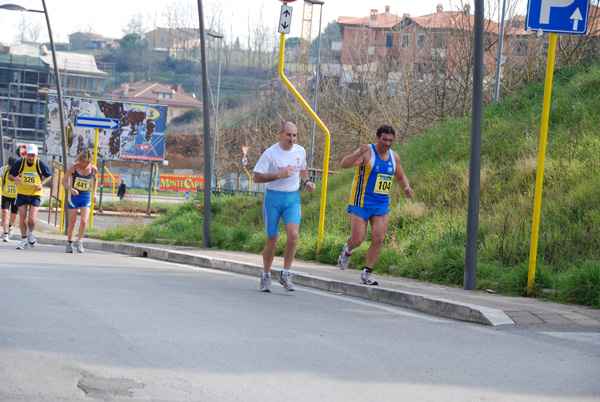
[{"xmin": 526, "ymin": 0, "xmax": 590, "ymax": 34}]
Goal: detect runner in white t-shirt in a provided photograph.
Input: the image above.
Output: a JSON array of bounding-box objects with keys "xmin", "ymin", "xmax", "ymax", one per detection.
[{"xmin": 253, "ymin": 122, "xmax": 316, "ymax": 292}]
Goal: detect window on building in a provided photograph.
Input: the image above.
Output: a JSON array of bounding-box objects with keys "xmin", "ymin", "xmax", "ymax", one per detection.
[
  {"xmin": 517, "ymin": 42, "xmax": 528, "ymax": 56},
  {"xmin": 417, "ymin": 34, "xmax": 425, "ymax": 48},
  {"xmin": 401, "ymin": 34, "xmax": 409, "ymax": 47},
  {"xmin": 386, "ymin": 35, "xmax": 393, "ymax": 47},
  {"xmin": 434, "ymin": 33, "xmax": 443, "ymax": 48},
  {"xmin": 415, "ymin": 63, "xmax": 424, "ymax": 77}
]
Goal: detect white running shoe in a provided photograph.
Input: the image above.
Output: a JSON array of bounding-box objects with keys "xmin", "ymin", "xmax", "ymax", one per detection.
[
  {"xmin": 7, "ymin": 225, "xmax": 13, "ymax": 237},
  {"xmin": 27, "ymin": 231, "xmax": 36, "ymax": 247},
  {"xmin": 66, "ymin": 242, "xmax": 73, "ymax": 253},
  {"xmin": 279, "ymin": 272, "xmax": 295, "ymax": 291},
  {"xmin": 259, "ymin": 275, "xmax": 271, "ymax": 292},
  {"xmin": 16, "ymin": 238, "xmax": 28, "ymax": 250},
  {"xmin": 338, "ymin": 243, "xmax": 352, "ymax": 270},
  {"xmin": 2, "ymin": 233, "xmax": 9, "ymax": 242},
  {"xmin": 75, "ymin": 238, "xmax": 84, "ymax": 253},
  {"xmin": 361, "ymin": 271, "xmax": 379, "ymax": 286}
]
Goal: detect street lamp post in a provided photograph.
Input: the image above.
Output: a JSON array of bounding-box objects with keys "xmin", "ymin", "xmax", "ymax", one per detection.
[
  {"xmin": 0, "ymin": 112, "xmax": 5, "ymax": 165},
  {"xmin": 0, "ymin": 1, "xmax": 70, "ymax": 229},
  {"xmin": 207, "ymin": 31, "xmax": 224, "ymax": 191},
  {"xmin": 493, "ymin": 0, "xmax": 507, "ymax": 102},
  {"xmin": 196, "ymin": 0, "xmax": 213, "ymax": 248},
  {"xmin": 305, "ymin": 0, "xmax": 325, "ymax": 171}
]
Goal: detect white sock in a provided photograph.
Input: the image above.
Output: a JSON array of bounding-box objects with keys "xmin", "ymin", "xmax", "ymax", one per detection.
[
  {"xmin": 282, "ymin": 269, "xmax": 291, "ymax": 276},
  {"xmin": 345, "ymin": 244, "xmax": 353, "ymax": 255},
  {"xmin": 262, "ymin": 272, "xmax": 271, "ymax": 277}
]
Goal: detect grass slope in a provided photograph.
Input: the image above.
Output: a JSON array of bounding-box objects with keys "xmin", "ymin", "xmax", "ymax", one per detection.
[{"xmin": 100, "ymin": 63, "xmax": 600, "ymax": 307}]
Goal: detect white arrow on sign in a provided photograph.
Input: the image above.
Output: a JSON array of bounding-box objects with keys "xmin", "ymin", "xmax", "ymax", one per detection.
[
  {"xmin": 571, "ymin": 7, "xmax": 583, "ymax": 30},
  {"xmin": 76, "ymin": 116, "xmax": 120, "ymax": 130}
]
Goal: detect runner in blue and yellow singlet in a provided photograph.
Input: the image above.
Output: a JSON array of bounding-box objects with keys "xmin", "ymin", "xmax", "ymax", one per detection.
[
  {"xmin": 337, "ymin": 125, "xmax": 414, "ymax": 285},
  {"xmin": 60, "ymin": 149, "xmax": 98, "ymax": 253},
  {"xmin": 8, "ymin": 144, "xmax": 53, "ymax": 250}
]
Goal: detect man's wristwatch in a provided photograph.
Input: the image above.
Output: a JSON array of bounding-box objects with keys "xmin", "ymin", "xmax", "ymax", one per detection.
[{"xmin": 304, "ymin": 180, "xmax": 312, "ymax": 186}]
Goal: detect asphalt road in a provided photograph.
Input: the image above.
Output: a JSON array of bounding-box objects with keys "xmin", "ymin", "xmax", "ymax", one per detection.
[{"xmin": 1, "ymin": 243, "xmax": 599, "ymax": 401}]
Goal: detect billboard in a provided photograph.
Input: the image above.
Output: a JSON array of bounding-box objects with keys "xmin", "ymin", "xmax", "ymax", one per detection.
[
  {"xmin": 159, "ymin": 173, "xmax": 204, "ymax": 192},
  {"xmin": 45, "ymin": 95, "xmax": 168, "ymax": 162}
]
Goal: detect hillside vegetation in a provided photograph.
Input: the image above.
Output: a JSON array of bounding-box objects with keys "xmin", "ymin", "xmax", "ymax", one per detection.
[{"xmin": 99, "ymin": 63, "xmax": 600, "ymax": 307}]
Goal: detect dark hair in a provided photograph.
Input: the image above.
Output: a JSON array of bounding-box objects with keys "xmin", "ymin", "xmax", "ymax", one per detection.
[
  {"xmin": 8, "ymin": 155, "xmax": 18, "ymax": 166},
  {"xmin": 376, "ymin": 125, "xmax": 396, "ymax": 138}
]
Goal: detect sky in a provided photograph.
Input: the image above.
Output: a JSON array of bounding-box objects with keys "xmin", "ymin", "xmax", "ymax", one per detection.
[{"xmin": 0, "ymin": 0, "xmax": 530, "ymax": 46}]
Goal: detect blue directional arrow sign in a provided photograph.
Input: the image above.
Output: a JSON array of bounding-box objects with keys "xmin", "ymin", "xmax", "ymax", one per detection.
[
  {"xmin": 526, "ymin": 0, "xmax": 590, "ymax": 34},
  {"xmin": 75, "ymin": 116, "xmax": 120, "ymax": 130}
]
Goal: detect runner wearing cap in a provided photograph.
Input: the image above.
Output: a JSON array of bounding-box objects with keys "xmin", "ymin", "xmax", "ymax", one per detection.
[{"xmin": 8, "ymin": 144, "xmax": 52, "ymax": 250}]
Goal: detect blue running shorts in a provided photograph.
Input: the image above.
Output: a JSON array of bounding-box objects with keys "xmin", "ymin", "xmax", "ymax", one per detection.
[
  {"xmin": 263, "ymin": 189, "xmax": 301, "ymax": 238},
  {"xmin": 68, "ymin": 192, "xmax": 92, "ymax": 209},
  {"xmin": 347, "ymin": 205, "xmax": 389, "ymax": 220}
]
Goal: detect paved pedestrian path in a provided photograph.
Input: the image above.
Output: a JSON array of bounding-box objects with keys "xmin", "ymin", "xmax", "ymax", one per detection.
[{"xmin": 21, "ymin": 217, "xmax": 600, "ymax": 329}]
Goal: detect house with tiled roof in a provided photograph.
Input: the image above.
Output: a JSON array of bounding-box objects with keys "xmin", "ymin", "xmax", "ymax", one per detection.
[
  {"xmin": 337, "ymin": 6, "xmax": 405, "ymax": 65},
  {"xmin": 145, "ymin": 28, "xmax": 199, "ymax": 59},
  {"xmin": 111, "ymin": 80, "xmax": 203, "ymax": 123},
  {"xmin": 68, "ymin": 32, "xmax": 119, "ymax": 50},
  {"xmin": 338, "ymin": 4, "xmax": 500, "ymax": 79}
]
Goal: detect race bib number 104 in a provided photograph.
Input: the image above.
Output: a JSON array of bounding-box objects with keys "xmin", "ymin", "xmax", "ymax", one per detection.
[{"xmin": 374, "ymin": 174, "xmax": 393, "ymax": 195}]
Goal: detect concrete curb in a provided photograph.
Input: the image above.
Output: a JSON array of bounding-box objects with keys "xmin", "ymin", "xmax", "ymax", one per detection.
[{"xmin": 31, "ymin": 235, "xmax": 514, "ymax": 327}]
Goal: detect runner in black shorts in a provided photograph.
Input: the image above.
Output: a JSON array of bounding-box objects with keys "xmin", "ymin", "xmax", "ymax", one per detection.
[
  {"xmin": 8, "ymin": 144, "xmax": 52, "ymax": 250},
  {"xmin": 1, "ymin": 155, "xmax": 19, "ymax": 242}
]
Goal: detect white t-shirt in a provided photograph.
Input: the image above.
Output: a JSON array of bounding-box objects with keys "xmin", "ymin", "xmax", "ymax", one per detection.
[{"xmin": 254, "ymin": 142, "xmax": 307, "ymax": 192}]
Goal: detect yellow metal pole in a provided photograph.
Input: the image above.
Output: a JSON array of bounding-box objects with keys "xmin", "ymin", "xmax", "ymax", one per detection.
[
  {"xmin": 278, "ymin": 32, "xmax": 330, "ymax": 253},
  {"xmin": 89, "ymin": 128, "xmax": 99, "ymax": 228},
  {"xmin": 154, "ymin": 164, "xmax": 158, "ymax": 202},
  {"xmin": 243, "ymin": 165, "xmax": 252, "ymax": 194},
  {"xmin": 527, "ymin": 32, "xmax": 557, "ymax": 295}
]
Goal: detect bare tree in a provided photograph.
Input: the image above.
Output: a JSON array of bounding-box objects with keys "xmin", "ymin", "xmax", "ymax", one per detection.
[
  {"xmin": 556, "ymin": 2, "xmax": 600, "ymax": 66},
  {"xmin": 163, "ymin": 2, "xmax": 184, "ymax": 60},
  {"xmin": 122, "ymin": 13, "xmax": 146, "ymax": 37},
  {"xmin": 27, "ymin": 22, "xmax": 42, "ymax": 42},
  {"xmin": 15, "ymin": 16, "xmax": 28, "ymax": 43}
]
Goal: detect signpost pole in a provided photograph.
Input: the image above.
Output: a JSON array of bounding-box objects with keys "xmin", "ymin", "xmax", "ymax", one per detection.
[
  {"xmin": 89, "ymin": 128, "xmax": 99, "ymax": 229},
  {"xmin": 99, "ymin": 160, "xmax": 106, "ymax": 211},
  {"xmin": 523, "ymin": 0, "xmax": 589, "ymax": 295},
  {"xmin": 278, "ymin": 3, "xmax": 331, "ymax": 253},
  {"xmin": 147, "ymin": 163, "xmax": 154, "ymax": 216},
  {"xmin": 527, "ymin": 32, "xmax": 558, "ymax": 295}
]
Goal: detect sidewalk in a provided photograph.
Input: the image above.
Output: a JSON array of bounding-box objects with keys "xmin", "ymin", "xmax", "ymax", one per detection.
[{"xmin": 23, "ymin": 216, "xmax": 600, "ymax": 328}]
